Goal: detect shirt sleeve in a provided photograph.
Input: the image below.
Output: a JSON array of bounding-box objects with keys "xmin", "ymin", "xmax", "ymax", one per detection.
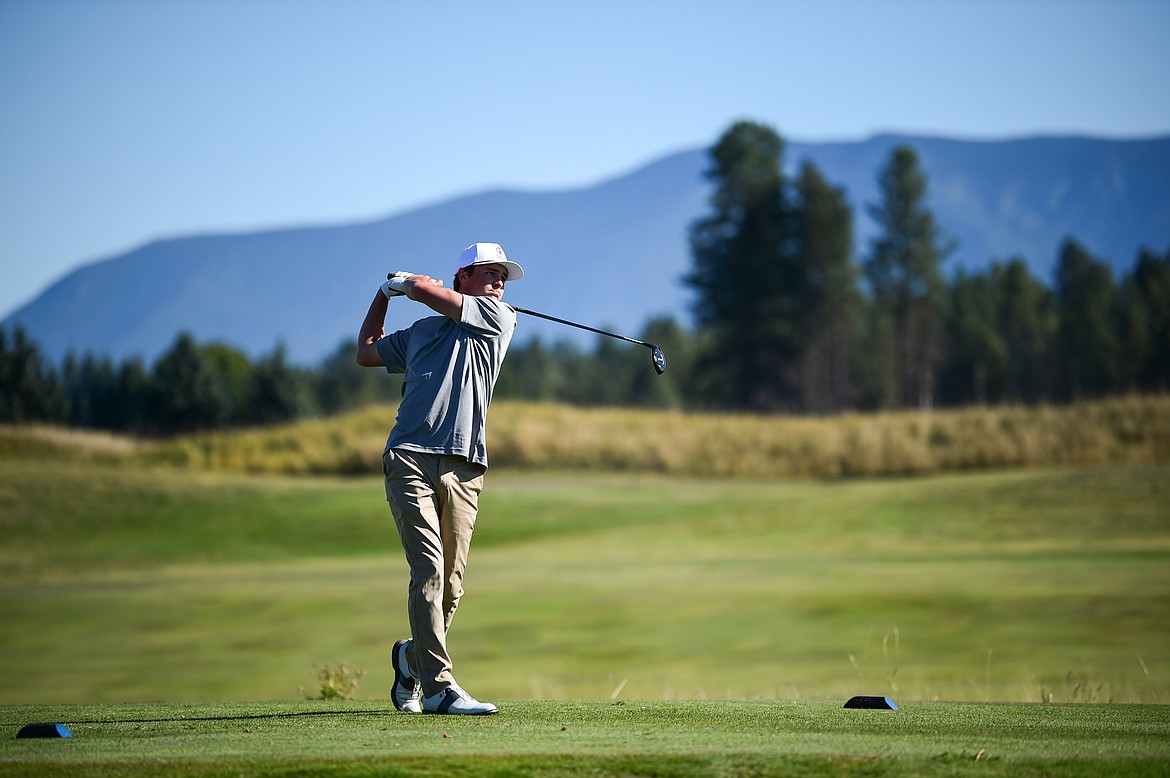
[
  {"xmin": 459, "ymin": 296, "xmax": 517, "ymax": 337},
  {"xmin": 375, "ymin": 328, "xmax": 410, "ymax": 373}
]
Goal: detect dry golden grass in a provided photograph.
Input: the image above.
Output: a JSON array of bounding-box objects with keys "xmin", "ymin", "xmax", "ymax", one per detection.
[
  {"xmin": 140, "ymin": 406, "xmax": 392, "ymax": 474},
  {"xmin": 123, "ymin": 393, "xmax": 1170, "ymax": 478},
  {"xmin": 489, "ymin": 394, "xmax": 1170, "ymax": 477},
  {"xmin": 0, "ymin": 423, "xmax": 143, "ymax": 460}
]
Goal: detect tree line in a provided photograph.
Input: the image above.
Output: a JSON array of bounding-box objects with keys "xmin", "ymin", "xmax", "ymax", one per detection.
[
  {"xmin": 0, "ymin": 329, "xmax": 385, "ymax": 435},
  {"xmin": 2, "ymin": 120, "xmax": 1168, "ymax": 433},
  {"xmin": 684, "ymin": 121, "xmax": 1169, "ymax": 413}
]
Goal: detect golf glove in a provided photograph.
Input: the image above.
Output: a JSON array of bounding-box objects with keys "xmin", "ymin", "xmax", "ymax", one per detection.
[{"xmin": 381, "ymin": 271, "xmax": 414, "ymax": 299}]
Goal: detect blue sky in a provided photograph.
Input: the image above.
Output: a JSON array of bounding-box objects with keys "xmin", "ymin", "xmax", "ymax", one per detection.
[{"xmin": 2, "ymin": 0, "xmax": 1168, "ymax": 319}]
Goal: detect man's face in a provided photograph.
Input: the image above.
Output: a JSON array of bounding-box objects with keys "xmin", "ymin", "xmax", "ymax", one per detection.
[{"xmin": 460, "ymin": 264, "xmax": 508, "ymax": 300}]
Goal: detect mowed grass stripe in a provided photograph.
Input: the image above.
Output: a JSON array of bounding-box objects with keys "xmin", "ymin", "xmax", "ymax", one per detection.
[
  {"xmin": 4, "ymin": 463, "xmax": 1169, "ymax": 570},
  {"xmin": 4, "ymin": 550, "xmax": 1162, "ymax": 704},
  {"xmin": 1, "ymin": 465, "xmax": 1167, "ymax": 705},
  {"xmin": 1, "ymin": 700, "xmax": 1168, "ymax": 777}
]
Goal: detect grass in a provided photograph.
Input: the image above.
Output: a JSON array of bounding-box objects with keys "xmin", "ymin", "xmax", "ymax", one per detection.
[
  {"xmin": 115, "ymin": 394, "xmax": 1170, "ymax": 478},
  {"xmin": 1, "ymin": 415, "xmax": 1168, "ymax": 775},
  {"xmin": 1, "ymin": 459, "xmax": 1167, "ymax": 705},
  {"xmin": 2, "ymin": 699, "xmax": 1168, "ymax": 777},
  {"xmin": 0, "ymin": 460, "xmax": 385, "ymax": 574}
]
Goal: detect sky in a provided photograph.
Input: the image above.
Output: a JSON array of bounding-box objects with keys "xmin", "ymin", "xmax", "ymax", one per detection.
[{"xmin": 2, "ymin": 0, "xmax": 1169, "ymax": 320}]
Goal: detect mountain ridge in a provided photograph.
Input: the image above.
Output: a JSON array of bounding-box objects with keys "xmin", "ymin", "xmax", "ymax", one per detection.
[{"xmin": 6, "ymin": 132, "xmax": 1168, "ymax": 366}]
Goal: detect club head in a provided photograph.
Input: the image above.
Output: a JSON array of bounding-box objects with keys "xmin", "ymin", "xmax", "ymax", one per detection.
[{"xmin": 650, "ymin": 345, "xmax": 667, "ymax": 375}]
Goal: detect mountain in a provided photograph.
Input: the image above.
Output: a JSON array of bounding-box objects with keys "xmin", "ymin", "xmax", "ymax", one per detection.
[
  {"xmin": 5, "ymin": 133, "xmax": 1169, "ymax": 366},
  {"xmin": 789, "ymin": 134, "xmax": 1170, "ymax": 275}
]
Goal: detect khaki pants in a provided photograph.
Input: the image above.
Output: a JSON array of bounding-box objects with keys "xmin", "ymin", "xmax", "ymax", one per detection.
[{"xmin": 383, "ymin": 448, "xmax": 485, "ymax": 697}]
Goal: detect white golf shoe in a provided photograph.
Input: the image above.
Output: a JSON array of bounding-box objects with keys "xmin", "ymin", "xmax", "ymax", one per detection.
[
  {"xmin": 391, "ymin": 639, "xmax": 421, "ymax": 713},
  {"xmin": 421, "ymin": 685, "xmax": 498, "ymax": 715}
]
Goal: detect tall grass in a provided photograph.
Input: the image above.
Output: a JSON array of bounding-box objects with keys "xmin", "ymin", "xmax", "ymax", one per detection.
[
  {"xmin": 127, "ymin": 394, "xmax": 1170, "ymax": 477},
  {"xmin": 0, "ymin": 424, "xmax": 142, "ymax": 461}
]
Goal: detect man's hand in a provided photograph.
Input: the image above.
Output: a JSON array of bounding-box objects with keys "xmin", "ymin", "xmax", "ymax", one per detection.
[{"xmin": 381, "ymin": 271, "xmax": 414, "ymax": 299}]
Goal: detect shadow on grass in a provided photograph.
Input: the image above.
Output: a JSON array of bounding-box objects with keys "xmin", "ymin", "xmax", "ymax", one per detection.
[{"xmin": 12, "ymin": 708, "xmax": 398, "ymax": 727}]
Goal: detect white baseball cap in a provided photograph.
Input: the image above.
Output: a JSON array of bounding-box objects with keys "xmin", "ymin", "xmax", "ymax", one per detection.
[{"xmin": 457, "ymin": 242, "xmax": 525, "ymax": 281}]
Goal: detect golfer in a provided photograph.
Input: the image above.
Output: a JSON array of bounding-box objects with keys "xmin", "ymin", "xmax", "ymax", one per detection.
[{"xmin": 355, "ymin": 242, "xmax": 523, "ymax": 715}]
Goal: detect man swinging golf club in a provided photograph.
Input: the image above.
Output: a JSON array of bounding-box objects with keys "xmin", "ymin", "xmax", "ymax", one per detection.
[{"xmin": 356, "ymin": 242, "xmax": 524, "ymax": 715}]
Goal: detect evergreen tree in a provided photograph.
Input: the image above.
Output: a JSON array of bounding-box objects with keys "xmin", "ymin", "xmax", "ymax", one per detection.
[
  {"xmin": 495, "ymin": 338, "xmax": 560, "ymax": 402},
  {"xmin": 939, "ymin": 269, "xmax": 1006, "ymax": 405},
  {"xmin": 686, "ymin": 121, "xmax": 806, "ymax": 411},
  {"xmin": 1053, "ymin": 240, "xmax": 1117, "ymax": 400},
  {"xmin": 0, "ymin": 326, "xmax": 67, "ymax": 423},
  {"xmin": 60, "ymin": 352, "xmax": 86, "ymax": 425},
  {"xmin": 62, "ymin": 352, "xmax": 121, "ymax": 429},
  {"xmin": 115, "ymin": 357, "xmax": 152, "ymax": 433},
  {"xmin": 793, "ymin": 161, "xmax": 859, "ymax": 413},
  {"xmin": 148, "ymin": 331, "xmax": 233, "ymax": 433},
  {"xmin": 993, "ymin": 258, "xmax": 1055, "ymax": 403},
  {"xmin": 854, "ymin": 305, "xmax": 896, "ymax": 410},
  {"xmin": 589, "ymin": 336, "xmax": 642, "ymax": 406},
  {"xmin": 863, "ymin": 146, "xmax": 951, "ymax": 409},
  {"xmin": 550, "ymin": 341, "xmax": 595, "ymax": 406},
  {"xmin": 1117, "ymin": 248, "xmax": 1170, "ymax": 392},
  {"xmin": 201, "ymin": 342, "xmax": 254, "ymax": 423},
  {"xmin": 243, "ymin": 344, "xmax": 302, "ymax": 425},
  {"xmin": 313, "ymin": 339, "xmax": 402, "ymax": 414},
  {"xmin": 629, "ymin": 316, "xmax": 691, "ymax": 409}
]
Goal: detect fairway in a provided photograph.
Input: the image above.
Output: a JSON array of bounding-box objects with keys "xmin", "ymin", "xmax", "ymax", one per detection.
[
  {"xmin": 2, "ymin": 456, "xmax": 1169, "ymax": 775},
  {"xmin": 3, "ymin": 699, "xmax": 1169, "ymax": 777},
  {"xmin": 1, "ymin": 461, "xmax": 1167, "ymax": 707}
]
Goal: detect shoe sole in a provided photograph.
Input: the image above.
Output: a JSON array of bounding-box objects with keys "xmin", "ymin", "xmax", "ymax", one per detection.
[
  {"xmin": 422, "ymin": 688, "xmax": 498, "ymax": 715},
  {"xmin": 391, "ymin": 638, "xmax": 419, "ymax": 713}
]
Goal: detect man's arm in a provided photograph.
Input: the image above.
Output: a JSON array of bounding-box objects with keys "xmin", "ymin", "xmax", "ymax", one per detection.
[
  {"xmin": 404, "ymin": 275, "xmax": 463, "ymax": 319},
  {"xmin": 356, "ymin": 273, "xmax": 465, "ymax": 367},
  {"xmin": 356, "ymin": 291, "xmax": 389, "ymax": 367}
]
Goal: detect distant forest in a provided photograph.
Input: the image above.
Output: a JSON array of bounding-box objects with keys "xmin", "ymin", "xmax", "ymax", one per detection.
[{"xmin": 3, "ymin": 122, "xmax": 1168, "ymax": 435}]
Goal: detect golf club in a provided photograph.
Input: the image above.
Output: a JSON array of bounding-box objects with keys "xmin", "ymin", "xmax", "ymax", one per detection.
[{"xmin": 510, "ymin": 306, "xmax": 667, "ymax": 375}]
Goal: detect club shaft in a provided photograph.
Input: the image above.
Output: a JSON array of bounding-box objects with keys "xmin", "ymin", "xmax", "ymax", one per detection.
[{"xmin": 510, "ymin": 306, "xmax": 652, "ymax": 349}]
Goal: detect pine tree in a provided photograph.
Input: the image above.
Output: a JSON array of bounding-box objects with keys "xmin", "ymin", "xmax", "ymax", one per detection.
[
  {"xmin": 149, "ymin": 332, "xmax": 232, "ymax": 433},
  {"xmin": 940, "ymin": 269, "xmax": 1005, "ymax": 405},
  {"xmin": 686, "ymin": 121, "xmax": 807, "ymax": 411},
  {"xmin": 1053, "ymin": 240, "xmax": 1117, "ymax": 400},
  {"xmin": 244, "ymin": 344, "xmax": 302, "ymax": 425},
  {"xmin": 1117, "ymin": 248, "xmax": 1170, "ymax": 392},
  {"xmin": 863, "ymin": 146, "xmax": 950, "ymax": 409},
  {"xmin": 0, "ymin": 326, "xmax": 67, "ymax": 423},
  {"xmin": 994, "ymin": 258, "xmax": 1055, "ymax": 403},
  {"xmin": 793, "ymin": 161, "xmax": 859, "ymax": 413}
]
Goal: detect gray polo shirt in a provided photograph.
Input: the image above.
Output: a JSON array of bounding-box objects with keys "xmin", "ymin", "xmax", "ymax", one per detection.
[{"xmin": 376, "ymin": 296, "xmax": 516, "ymax": 468}]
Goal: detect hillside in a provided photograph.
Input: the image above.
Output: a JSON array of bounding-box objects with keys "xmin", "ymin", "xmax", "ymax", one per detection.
[{"xmin": 5, "ymin": 133, "xmax": 1168, "ymax": 366}]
